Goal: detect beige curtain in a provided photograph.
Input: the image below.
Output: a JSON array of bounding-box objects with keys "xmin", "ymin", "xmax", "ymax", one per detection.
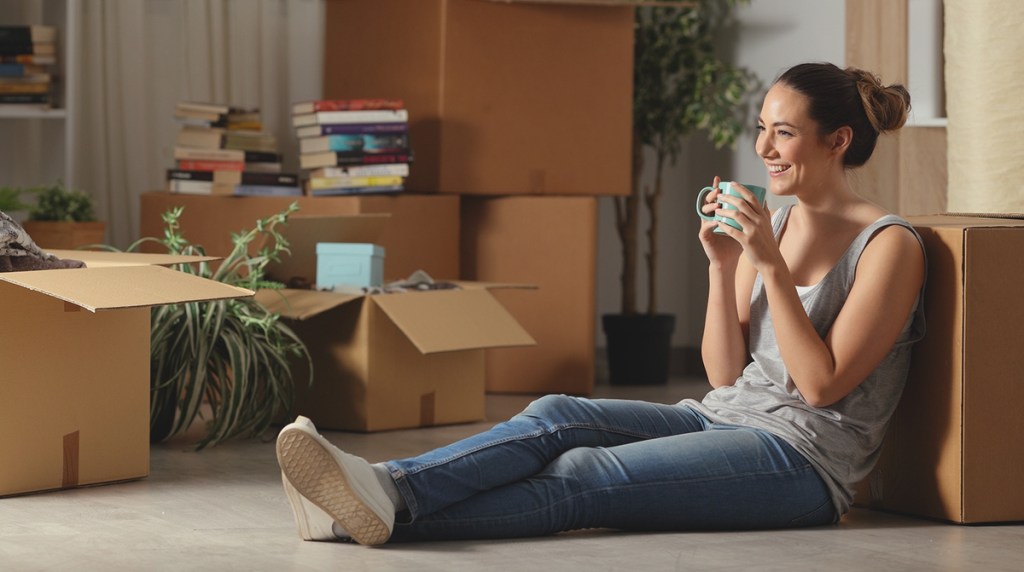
[
  {"xmin": 945, "ymin": 0, "xmax": 1024, "ymax": 214},
  {"xmin": 72, "ymin": 0, "xmax": 323, "ymax": 249}
]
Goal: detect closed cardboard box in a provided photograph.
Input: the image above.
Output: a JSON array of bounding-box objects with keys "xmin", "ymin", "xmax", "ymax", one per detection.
[
  {"xmin": 855, "ymin": 215, "xmax": 1024, "ymax": 523},
  {"xmin": 139, "ymin": 191, "xmax": 460, "ymax": 281},
  {"xmin": 461, "ymin": 196, "xmax": 597, "ymax": 395},
  {"xmin": 0, "ymin": 251, "xmax": 250, "ymax": 497},
  {"xmin": 323, "ymin": 0, "xmax": 633, "ymax": 196}
]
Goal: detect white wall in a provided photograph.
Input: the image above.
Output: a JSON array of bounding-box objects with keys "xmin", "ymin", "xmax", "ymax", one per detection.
[{"xmin": 595, "ymin": 0, "xmax": 846, "ymax": 352}]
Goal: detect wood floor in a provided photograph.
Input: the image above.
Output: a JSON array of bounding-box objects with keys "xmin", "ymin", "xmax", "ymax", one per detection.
[{"xmin": 2, "ymin": 377, "xmax": 1022, "ymax": 571}]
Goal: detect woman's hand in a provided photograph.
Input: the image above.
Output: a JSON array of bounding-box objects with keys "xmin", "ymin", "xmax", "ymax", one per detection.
[
  {"xmin": 698, "ymin": 176, "xmax": 742, "ymax": 269},
  {"xmin": 712, "ymin": 182, "xmax": 781, "ymax": 272}
]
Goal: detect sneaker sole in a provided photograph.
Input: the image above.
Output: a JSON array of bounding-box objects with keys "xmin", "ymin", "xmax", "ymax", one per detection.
[{"xmin": 276, "ymin": 428, "xmax": 391, "ymax": 546}]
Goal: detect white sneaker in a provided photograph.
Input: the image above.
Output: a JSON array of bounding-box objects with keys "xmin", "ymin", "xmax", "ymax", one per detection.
[
  {"xmin": 276, "ymin": 416, "xmax": 395, "ymax": 546},
  {"xmin": 280, "ymin": 474, "xmax": 350, "ymax": 541}
]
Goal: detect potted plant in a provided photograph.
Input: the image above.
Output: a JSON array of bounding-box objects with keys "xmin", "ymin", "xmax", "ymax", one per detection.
[
  {"xmin": 18, "ymin": 181, "xmax": 107, "ymax": 249},
  {"xmin": 112, "ymin": 204, "xmax": 312, "ymax": 448},
  {"xmin": 603, "ymin": 0, "xmax": 759, "ymax": 385}
]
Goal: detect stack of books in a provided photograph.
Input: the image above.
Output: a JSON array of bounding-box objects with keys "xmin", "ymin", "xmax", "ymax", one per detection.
[
  {"xmin": 0, "ymin": 25, "xmax": 57, "ymax": 111},
  {"xmin": 167, "ymin": 101, "xmax": 301, "ymax": 196},
  {"xmin": 292, "ymin": 98, "xmax": 412, "ymax": 196}
]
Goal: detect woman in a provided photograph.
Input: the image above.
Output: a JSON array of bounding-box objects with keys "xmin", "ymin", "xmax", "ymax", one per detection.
[{"xmin": 274, "ymin": 62, "xmax": 926, "ymax": 545}]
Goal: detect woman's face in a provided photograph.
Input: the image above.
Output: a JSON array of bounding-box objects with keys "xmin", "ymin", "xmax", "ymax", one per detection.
[{"xmin": 755, "ymin": 83, "xmax": 839, "ymax": 198}]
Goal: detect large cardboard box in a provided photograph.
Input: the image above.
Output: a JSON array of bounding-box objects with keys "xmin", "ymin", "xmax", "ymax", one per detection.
[
  {"xmin": 0, "ymin": 251, "xmax": 251, "ymax": 497},
  {"xmin": 855, "ymin": 215, "xmax": 1024, "ymax": 523},
  {"xmin": 323, "ymin": 0, "xmax": 633, "ymax": 196},
  {"xmin": 139, "ymin": 192, "xmax": 460, "ymax": 281},
  {"xmin": 256, "ymin": 216, "xmax": 536, "ymax": 432},
  {"xmin": 461, "ymin": 196, "xmax": 597, "ymax": 394}
]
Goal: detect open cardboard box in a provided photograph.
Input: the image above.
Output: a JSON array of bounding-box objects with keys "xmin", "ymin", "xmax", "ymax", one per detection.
[
  {"xmin": 854, "ymin": 215, "xmax": 1024, "ymax": 523},
  {"xmin": 0, "ymin": 250, "xmax": 252, "ymax": 497},
  {"xmin": 258, "ymin": 214, "xmax": 536, "ymax": 432}
]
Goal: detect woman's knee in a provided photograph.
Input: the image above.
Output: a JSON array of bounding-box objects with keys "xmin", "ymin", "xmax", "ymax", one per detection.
[{"xmin": 520, "ymin": 394, "xmax": 585, "ymax": 422}]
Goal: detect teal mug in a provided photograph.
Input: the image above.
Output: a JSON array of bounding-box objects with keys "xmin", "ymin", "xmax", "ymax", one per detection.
[{"xmin": 696, "ymin": 181, "xmax": 767, "ymax": 233}]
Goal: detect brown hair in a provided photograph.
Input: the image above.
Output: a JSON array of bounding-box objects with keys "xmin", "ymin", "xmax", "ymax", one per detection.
[{"xmin": 775, "ymin": 62, "xmax": 911, "ymax": 167}]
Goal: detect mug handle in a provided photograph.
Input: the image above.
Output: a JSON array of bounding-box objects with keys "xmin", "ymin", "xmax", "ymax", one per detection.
[{"xmin": 696, "ymin": 186, "xmax": 718, "ymax": 222}]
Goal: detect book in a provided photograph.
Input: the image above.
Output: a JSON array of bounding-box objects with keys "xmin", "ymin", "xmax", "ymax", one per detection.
[
  {"xmin": 308, "ymin": 175, "xmax": 404, "ymax": 190},
  {"xmin": 167, "ymin": 178, "xmax": 235, "ymax": 195},
  {"xmin": 291, "ymin": 98, "xmax": 404, "ymax": 115},
  {"xmin": 175, "ymin": 127, "xmax": 225, "ymax": 149},
  {"xmin": 167, "ymin": 169, "xmax": 299, "ymax": 187},
  {"xmin": 295, "ymin": 122, "xmax": 408, "ymax": 138},
  {"xmin": 292, "ymin": 109, "xmax": 408, "ymax": 128},
  {"xmin": 223, "ymin": 130, "xmax": 277, "ymax": 153},
  {"xmin": 0, "ymin": 73, "xmax": 50, "ymax": 84},
  {"xmin": 0, "ymin": 26, "xmax": 57, "ymax": 45},
  {"xmin": 174, "ymin": 146, "xmax": 245, "ymax": 162},
  {"xmin": 176, "ymin": 159, "xmax": 245, "ymax": 172},
  {"xmin": 0, "ymin": 43, "xmax": 54, "ymax": 57},
  {"xmin": 307, "ymin": 185, "xmax": 403, "ymax": 197},
  {"xmin": 299, "ymin": 151, "xmax": 414, "ymax": 170},
  {"xmin": 0, "ymin": 63, "xmax": 47, "ymax": 77},
  {"xmin": 299, "ymin": 133, "xmax": 409, "ymax": 155},
  {"xmin": 0, "ymin": 54, "xmax": 56, "ymax": 65},
  {"xmin": 0, "ymin": 82, "xmax": 49, "ymax": 95},
  {"xmin": 310, "ymin": 163, "xmax": 410, "ymax": 178},
  {"xmin": 0, "ymin": 93, "xmax": 49, "ymax": 105},
  {"xmin": 234, "ymin": 184, "xmax": 302, "ymax": 197}
]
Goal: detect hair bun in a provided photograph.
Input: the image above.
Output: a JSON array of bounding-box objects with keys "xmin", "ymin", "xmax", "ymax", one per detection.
[{"xmin": 849, "ymin": 68, "xmax": 911, "ymax": 133}]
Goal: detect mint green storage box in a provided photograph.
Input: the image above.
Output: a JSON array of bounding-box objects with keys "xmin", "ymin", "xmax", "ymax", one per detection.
[{"xmin": 316, "ymin": 243, "xmax": 385, "ymax": 289}]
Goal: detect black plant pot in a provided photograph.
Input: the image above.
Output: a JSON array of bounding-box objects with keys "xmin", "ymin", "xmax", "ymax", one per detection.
[{"xmin": 602, "ymin": 313, "xmax": 676, "ymax": 386}]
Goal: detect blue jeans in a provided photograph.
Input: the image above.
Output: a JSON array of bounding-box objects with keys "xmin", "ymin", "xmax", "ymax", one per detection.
[{"xmin": 383, "ymin": 395, "xmax": 837, "ymax": 541}]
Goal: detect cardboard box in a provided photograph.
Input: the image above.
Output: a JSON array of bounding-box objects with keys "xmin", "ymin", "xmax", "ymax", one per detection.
[
  {"xmin": 461, "ymin": 196, "xmax": 597, "ymax": 394},
  {"xmin": 323, "ymin": 0, "xmax": 633, "ymax": 196},
  {"xmin": 854, "ymin": 215, "xmax": 1024, "ymax": 523},
  {"xmin": 0, "ymin": 251, "xmax": 251, "ymax": 497},
  {"xmin": 257, "ymin": 215, "xmax": 536, "ymax": 432},
  {"xmin": 139, "ymin": 192, "xmax": 460, "ymax": 282}
]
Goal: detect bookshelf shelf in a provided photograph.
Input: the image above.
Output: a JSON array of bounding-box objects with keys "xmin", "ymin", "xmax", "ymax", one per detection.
[{"xmin": 0, "ymin": 0, "xmax": 78, "ymax": 190}]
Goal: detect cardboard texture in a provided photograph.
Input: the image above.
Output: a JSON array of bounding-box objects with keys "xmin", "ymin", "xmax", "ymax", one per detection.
[
  {"xmin": 0, "ymin": 251, "xmax": 251, "ymax": 497},
  {"xmin": 323, "ymin": 0, "xmax": 633, "ymax": 196},
  {"xmin": 854, "ymin": 215, "xmax": 1024, "ymax": 523},
  {"xmin": 256, "ymin": 215, "xmax": 535, "ymax": 432},
  {"xmin": 139, "ymin": 192, "xmax": 460, "ymax": 281},
  {"xmin": 461, "ymin": 196, "xmax": 597, "ymax": 394}
]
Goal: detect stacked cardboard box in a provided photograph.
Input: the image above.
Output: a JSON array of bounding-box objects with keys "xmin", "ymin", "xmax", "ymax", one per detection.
[
  {"xmin": 324, "ymin": 0, "xmax": 634, "ymax": 394},
  {"xmin": 853, "ymin": 215, "xmax": 1024, "ymax": 524}
]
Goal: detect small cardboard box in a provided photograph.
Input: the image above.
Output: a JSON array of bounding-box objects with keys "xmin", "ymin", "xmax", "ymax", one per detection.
[
  {"xmin": 323, "ymin": 0, "xmax": 633, "ymax": 196},
  {"xmin": 258, "ymin": 215, "xmax": 536, "ymax": 431},
  {"xmin": 854, "ymin": 215, "xmax": 1024, "ymax": 523},
  {"xmin": 316, "ymin": 243, "xmax": 385, "ymax": 289},
  {"xmin": 461, "ymin": 196, "xmax": 597, "ymax": 394},
  {"xmin": 0, "ymin": 250, "xmax": 252, "ymax": 497}
]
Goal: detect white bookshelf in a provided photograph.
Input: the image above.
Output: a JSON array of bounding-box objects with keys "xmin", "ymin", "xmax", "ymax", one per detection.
[{"xmin": 0, "ymin": 0, "xmax": 78, "ymax": 190}]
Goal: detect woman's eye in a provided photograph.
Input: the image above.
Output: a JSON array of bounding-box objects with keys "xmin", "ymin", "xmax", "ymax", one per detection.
[
  {"xmin": 777, "ymin": 130, "xmax": 793, "ymax": 137},
  {"xmin": 755, "ymin": 124, "xmax": 766, "ymax": 132}
]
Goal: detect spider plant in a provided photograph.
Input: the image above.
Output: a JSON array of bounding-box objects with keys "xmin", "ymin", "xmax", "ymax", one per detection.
[{"xmin": 117, "ymin": 203, "xmax": 311, "ymax": 449}]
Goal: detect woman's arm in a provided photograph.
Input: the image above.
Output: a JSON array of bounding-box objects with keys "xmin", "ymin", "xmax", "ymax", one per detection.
[{"xmin": 760, "ymin": 225, "xmax": 924, "ymax": 407}]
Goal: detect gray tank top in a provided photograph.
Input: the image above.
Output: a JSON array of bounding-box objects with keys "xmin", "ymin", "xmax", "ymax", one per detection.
[{"xmin": 683, "ymin": 204, "xmax": 927, "ymax": 515}]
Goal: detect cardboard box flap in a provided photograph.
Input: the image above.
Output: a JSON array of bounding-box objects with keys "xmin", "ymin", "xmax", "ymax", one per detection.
[
  {"xmin": 909, "ymin": 215, "xmax": 1024, "ymax": 228},
  {"xmin": 372, "ymin": 288, "xmax": 536, "ymax": 354},
  {"xmin": 451, "ymin": 281, "xmax": 537, "ymax": 291},
  {"xmin": 266, "ymin": 214, "xmax": 391, "ymax": 286},
  {"xmin": 0, "ymin": 265, "xmax": 252, "ymax": 312},
  {"xmin": 45, "ymin": 249, "xmax": 221, "ymax": 268},
  {"xmin": 254, "ymin": 288, "xmax": 363, "ymax": 320}
]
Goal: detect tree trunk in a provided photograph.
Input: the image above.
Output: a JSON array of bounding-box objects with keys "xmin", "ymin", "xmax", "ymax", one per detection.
[
  {"xmin": 644, "ymin": 151, "xmax": 666, "ymax": 315},
  {"xmin": 615, "ymin": 139, "xmax": 645, "ymax": 315}
]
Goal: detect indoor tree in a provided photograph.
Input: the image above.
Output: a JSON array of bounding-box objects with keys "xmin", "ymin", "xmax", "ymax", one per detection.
[{"xmin": 605, "ymin": 0, "xmax": 759, "ymax": 384}]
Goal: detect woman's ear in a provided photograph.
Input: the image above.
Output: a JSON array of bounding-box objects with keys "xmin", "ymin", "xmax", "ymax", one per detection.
[{"xmin": 829, "ymin": 126, "xmax": 853, "ymax": 155}]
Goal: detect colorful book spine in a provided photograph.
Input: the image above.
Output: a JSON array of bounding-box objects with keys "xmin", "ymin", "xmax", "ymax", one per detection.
[
  {"xmin": 300, "ymin": 133, "xmax": 409, "ymax": 154},
  {"xmin": 234, "ymin": 184, "xmax": 302, "ymax": 197},
  {"xmin": 311, "ymin": 164, "xmax": 410, "ymax": 178},
  {"xmin": 296, "ymin": 122, "xmax": 408, "ymax": 138},
  {"xmin": 299, "ymin": 151, "xmax": 414, "ymax": 170},
  {"xmin": 308, "ymin": 175, "xmax": 404, "ymax": 190},
  {"xmin": 176, "ymin": 159, "xmax": 246, "ymax": 172},
  {"xmin": 291, "ymin": 98, "xmax": 404, "ymax": 115},
  {"xmin": 307, "ymin": 185, "xmax": 403, "ymax": 197}
]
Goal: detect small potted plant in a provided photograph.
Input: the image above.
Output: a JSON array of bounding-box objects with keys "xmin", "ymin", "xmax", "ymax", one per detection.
[
  {"xmin": 603, "ymin": 0, "xmax": 759, "ymax": 385},
  {"xmin": 19, "ymin": 181, "xmax": 107, "ymax": 249}
]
